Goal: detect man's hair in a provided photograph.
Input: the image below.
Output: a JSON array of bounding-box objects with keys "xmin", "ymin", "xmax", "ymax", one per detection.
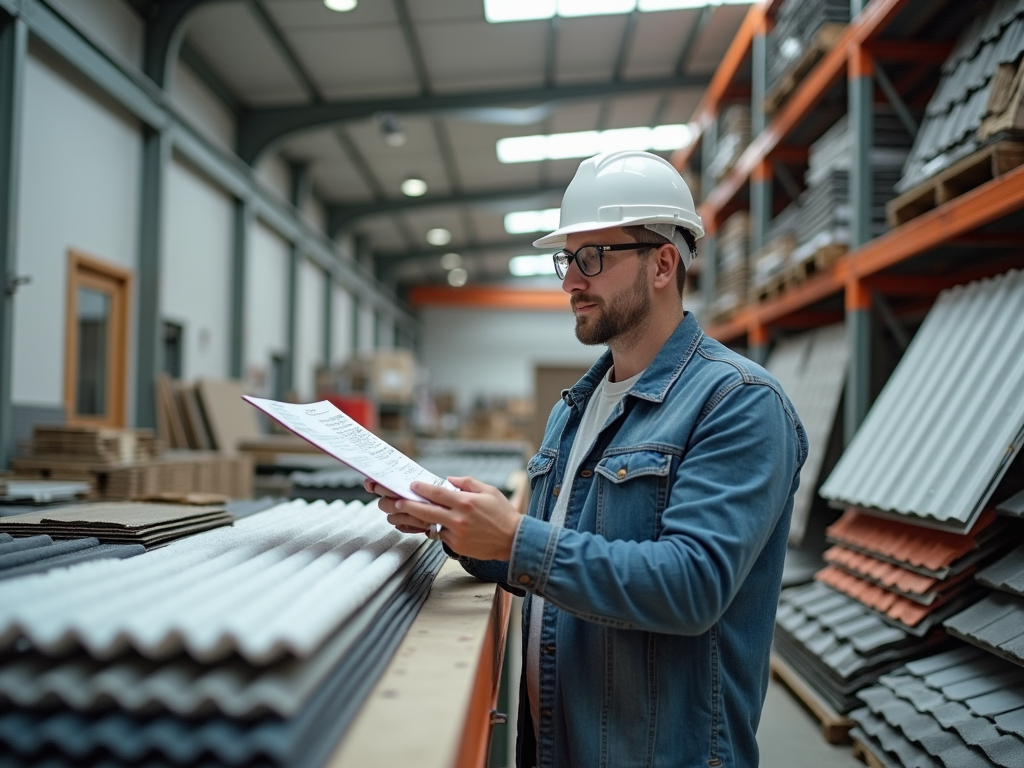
[{"xmin": 623, "ymin": 225, "xmax": 695, "ymax": 295}]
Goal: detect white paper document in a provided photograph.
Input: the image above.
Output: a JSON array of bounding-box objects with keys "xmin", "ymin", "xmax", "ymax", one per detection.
[{"xmin": 243, "ymin": 396, "xmax": 456, "ymax": 501}]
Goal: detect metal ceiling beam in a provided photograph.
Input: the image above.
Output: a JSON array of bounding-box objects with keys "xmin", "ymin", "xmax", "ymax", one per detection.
[
  {"xmin": 392, "ymin": 0, "xmax": 431, "ymax": 95},
  {"xmin": 141, "ymin": 0, "xmax": 218, "ymax": 86},
  {"xmin": 613, "ymin": 12, "xmax": 639, "ymax": 82},
  {"xmin": 237, "ymin": 74, "xmax": 712, "ymax": 163},
  {"xmin": 179, "ymin": 41, "xmax": 239, "ymax": 113},
  {"xmin": 675, "ymin": 4, "xmax": 713, "ymax": 77},
  {"xmin": 248, "ymin": 0, "xmax": 320, "ymax": 101},
  {"xmin": 328, "ymin": 184, "xmax": 564, "ymax": 233}
]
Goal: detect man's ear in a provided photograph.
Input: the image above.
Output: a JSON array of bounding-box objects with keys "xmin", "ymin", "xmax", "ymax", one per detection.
[{"xmin": 651, "ymin": 243, "xmax": 679, "ymax": 290}]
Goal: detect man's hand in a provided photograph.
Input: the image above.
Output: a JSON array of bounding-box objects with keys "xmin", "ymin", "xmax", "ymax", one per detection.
[{"xmin": 365, "ymin": 476, "xmax": 521, "ymax": 561}]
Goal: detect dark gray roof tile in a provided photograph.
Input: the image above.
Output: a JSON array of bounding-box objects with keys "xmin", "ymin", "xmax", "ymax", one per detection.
[
  {"xmin": 978, "ymin": 546, "xmax": 1024, "ymax": 597},
  {"xmin": 946, "ymin": 593, "xmax": 1024, "ymax": 667},
  {"xmin": 995, "ymin": 706, "xmax": 1024, "ymax": 737},
  {"xmin": 905, "ymin": 646, "xmax": 988, "ymax": 676},
  {"xmin": 969, "ymin": 688, "xmax": 1024, "ymax": 718}
]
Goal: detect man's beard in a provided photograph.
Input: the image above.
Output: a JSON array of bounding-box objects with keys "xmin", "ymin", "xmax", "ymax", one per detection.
[{"xmin": 572, "ymin": 264, "xmax": 651, "ymax": 346}]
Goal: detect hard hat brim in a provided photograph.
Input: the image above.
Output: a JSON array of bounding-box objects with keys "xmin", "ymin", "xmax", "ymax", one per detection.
[{"xmin": 533, "ymin": 214, "xmax": 704, "ymax": 249}]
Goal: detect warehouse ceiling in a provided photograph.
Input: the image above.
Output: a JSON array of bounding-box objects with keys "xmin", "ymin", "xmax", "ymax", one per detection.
[{"xmin": 130, "ymin": 0, "xmax": 752, "ymax": 289}]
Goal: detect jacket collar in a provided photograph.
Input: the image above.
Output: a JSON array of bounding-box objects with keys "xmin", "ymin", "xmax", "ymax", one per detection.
[{"xmin": 561, "ymin": 312, "xmax": 704, "ymax": 409}]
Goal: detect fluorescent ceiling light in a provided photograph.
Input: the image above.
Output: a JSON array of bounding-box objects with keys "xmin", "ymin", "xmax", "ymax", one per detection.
[
  {"xmin": 504, "ymin": 208, "xmax": 561, "ymax": 234},
  {"xmin": 440, "ymin": 252, "xmax": 462, "ymax": 270},
  {"xmin": 426, "ymin": 227, "xmax": 452, "ymax": 246},
  {"xmin": 447, "ymin": 268, "xmax": 468, "ymax": 287},
  {"xmin": 510, "ymin": 254, "xmax": 557, "ymax": 277},
  {"xmin": 497, "ymin": 124, "xmax": 693, "ymax": 164},
  {"xmin": 401, "ymin": 178, "xmax": 427, "ymax": 197},
  {"xmin": 324, "ymin": 0, "xmax": 357, "ymax": 11},
  {"xmin": 484, "ymin": 0, "xmax": 751, "ymax": 23}
]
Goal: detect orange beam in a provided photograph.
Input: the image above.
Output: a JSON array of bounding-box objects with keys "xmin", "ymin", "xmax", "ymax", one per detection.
[
  {"xmin": 701, "ymin": 0, "xmax": 912, "ymax": 218},
  {"xmin": 407, "ymin": 285, "xmax": 570, "ymax": 311}
]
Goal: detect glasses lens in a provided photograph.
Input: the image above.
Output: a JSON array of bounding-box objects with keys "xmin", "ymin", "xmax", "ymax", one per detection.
[
  {"xmin": 577, "ymin": 246, "xmax": 601, "ymax": 276},
  {"xmin": 553, "ymin": 251, "xmax": 569, "ymax": 279}
]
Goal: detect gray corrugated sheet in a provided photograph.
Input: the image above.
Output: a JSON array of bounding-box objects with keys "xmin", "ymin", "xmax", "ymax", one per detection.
[
  {"xmin": 0, "ymin": 540, "xmax": 441, "ymax": 719},
  {"xmin": 0, "ymin": 480, "xmax": 91, "ymax": 503},
  {"xmin": 0, "ymin": 543, "xmax": 445, "ymax": 768},
  {"xmin": 945, "ymin": 591, "xmax": 1024, "ymax": 668},
  {"xmin": 897, "ymin": 0, "xmax": 1024, "ymax": 194},
  {"xmin": 0, "ymin": 499, "xmax": 425, "ymax": 664},
  {"xmin": 0, "ymin": 533, "xmax": 143, "ymax": 580},
  {"xmin": 766, "ymin": 323, "xmax": 847, "ymax": 544},
  {"xmin": 977, "ymin": 545, "xmax": 1024, "ymax": 597},
  {"xmin": 820, "ymin": 270, "xmax": 1024, "ymax": 532},
  {"xmin": 997, "ymin": 490, "xmax": 1024, "ymax": 517},
  {"xmin": 851, "ymin": 644, "xmax": 1024, "ymax": 768}
]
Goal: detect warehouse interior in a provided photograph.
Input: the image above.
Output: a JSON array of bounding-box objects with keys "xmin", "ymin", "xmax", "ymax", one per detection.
[{"xmin": 1, "ymin": 0, "xmax": 1024, "ymax": 766}]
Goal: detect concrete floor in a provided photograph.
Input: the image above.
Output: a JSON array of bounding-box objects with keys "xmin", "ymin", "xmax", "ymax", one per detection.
[{"xmin": 757, "ymin": 679, "xmax": 864, "ymax": 768}]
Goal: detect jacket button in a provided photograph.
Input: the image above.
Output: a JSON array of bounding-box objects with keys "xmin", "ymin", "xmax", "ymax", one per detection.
[
  {"xmin": 518, "ymin": 574, "xmax": 531, "ymax": 585},
  {"xmin": 541, "ymin": 708, "xmax": 552, "ymax": 718},
  {"xmin": 579, "ymin": 469, "xmax": 592, "ymax": 478},
  {"xmin": 616, "ymin": 468, "xmax": 627, "ymax": 479},
  {"xmin": 552, "ymin": 485, "xmax": 560, "ymax": 497},
  {"xmin": 543, "ymin": 643, "xmax": 556, "ymax": 655}
]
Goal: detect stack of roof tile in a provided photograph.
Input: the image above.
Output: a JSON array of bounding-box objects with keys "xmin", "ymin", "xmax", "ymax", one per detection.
[
  {"xmin": 0, "ymin": 501, "xmax": 234, "ymax": 548},
  {"xmin": 710, "ymin": 211, "xmax": 750, "ymax": 319},
  {"xmin": 897, "ymin": 0, "xmax": 1024, "ymax": 195},
  {"xmin": 707, "ymin": 105, "xmax": 751, "ymax": 183},
  {"xmin": 0, "ymin": 532, "xmax": 143, "ymax": 581},
  {"xmin": 751, "ymin": 201, "xmax": 800, "ymax": 288},
  {"xmin": 850, "ymin": 644, "xmax": 1024, "ymax": 768},
  {"xmin": 766, "ymin": 0, "xmax": 849, "ymax": 94},
  {"xmin": 0, "ymin": 499, "xmax": 444, "ymax": 768},
  {"xmin": 774, "ymin": 580, "xmax": 952, "ymax": 713}
]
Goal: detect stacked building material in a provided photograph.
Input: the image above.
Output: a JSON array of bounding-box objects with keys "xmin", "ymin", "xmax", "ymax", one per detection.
[
  {"xmin": 709, "ymin": 210, "xmax": 749, "ymax": 320},
  {"xmin": 793, "ymin": 113, "xmax": 911, "ymax": 265},
  {"xmin": 766, "ymin": 0, "xmax": 849, "ymax": 112},
  {"xmin": 0, "ymin": 478, "xmax": 90, "ymax": 504},
  {"xmin": 707, "ymin": 105, "xmax": 751, "ymax": 182},
  {"xmin": 750, "ymin": 201, "xmax": 800, "ymax": 290},
  {"xmin": 850, "ymin": 644, "xmax": 1024, "ymax": 767},
  {"xmin": 774, "ymin": 270, "xmax": 1024, "ymax": 724},
  {"xmin": 892, "ymin": 0, "xmax": 1024, "ymax": 222},
  {"xmin": 0, "ymin": 499, "xmax": 444, "ymax": 768},
  {"xmin": 763, "ymin": 324, "xmax": 847, "ymax": 546}
]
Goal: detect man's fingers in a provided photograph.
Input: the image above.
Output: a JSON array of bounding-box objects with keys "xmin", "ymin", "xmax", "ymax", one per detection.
[{"xmin": 447, "ymin": 475, "xmax": 492, "ymax": 494}]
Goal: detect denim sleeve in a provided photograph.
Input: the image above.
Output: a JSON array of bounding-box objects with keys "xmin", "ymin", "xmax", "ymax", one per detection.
[{"xmin": 507, "ymin": 381, "xmax": 803, "ymax": 635}]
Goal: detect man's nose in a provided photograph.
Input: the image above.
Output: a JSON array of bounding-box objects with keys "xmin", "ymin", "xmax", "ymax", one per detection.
[{"xmin": 560, "ymin": 257, "xmax": 587, "ymax": 293}]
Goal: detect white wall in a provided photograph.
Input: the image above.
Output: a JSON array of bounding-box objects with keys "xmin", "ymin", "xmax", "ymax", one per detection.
[
  {"xmin": 254, "ymin": 153, "xmax": 291, "ymax": 205},
  {"xmin": 12, "ymin": 44, "xmax": 142, "ymax": 410},
  {"xmin": 331, "ymin": 285, "xmax": 354, "ymax": 365},
  {"xmin": 47, "ymin": 0, "xmax": 143, "ymax": 69},
  {"xmin": 162, "ymin": 156, "xmax": 233, "ymax": 380},
  {"xmin": 171, "ymin": 59, "xmax": 237, "ymax": 154},
  {"xmin": 244, "ymin": 221, "xmax": 289, "ymax": 395},
  {"xmin": 358, "ymin": 302, "xmax": 376, "ymax": 354},
  {"xmin": 419, "ymin": 308, "xmax": 602, "ymax": 413},
  {"xmin": 295, "ymin": 260, "xmax": 325, "ymax": 400}
]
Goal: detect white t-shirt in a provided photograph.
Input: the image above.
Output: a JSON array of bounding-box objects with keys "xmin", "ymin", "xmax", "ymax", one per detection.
[{"xmin": 526, "ymin": 365, "xmax": 644, "ymax": 734}]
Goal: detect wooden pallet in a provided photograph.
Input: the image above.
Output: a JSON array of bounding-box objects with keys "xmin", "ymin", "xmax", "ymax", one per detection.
[
  {"xmin": 765, "ymin": 24, "xmax": 846, "ymax": 116},
  {"xmin": 749, "ymin": 242, "xmax": 846, "ymax": 303},
  {"xmin": 770, "ymin": 652, "xmax": 854, "ymax": 745},
  {"xmin": 886, "ymin": 138, "xmax": 1024, "ymax": 227},
  {"xmin": 851, "ymin": 733, "xmax": 889, "ymax": 768}
]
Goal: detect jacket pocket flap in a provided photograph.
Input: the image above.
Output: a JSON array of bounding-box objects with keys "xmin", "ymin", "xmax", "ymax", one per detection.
[
  {"xmin": 596, "ymin": 451, "xmax": 671, "ymax": 483},
  {"xmin": 527, "ymin": 451, "xmax": 556, "ymax": 480}
]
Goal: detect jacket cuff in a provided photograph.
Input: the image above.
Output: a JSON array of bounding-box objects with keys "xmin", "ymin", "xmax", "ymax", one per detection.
[{"xmin": 507, "ymin": 515, "xmax": 560, "ymax": 593}]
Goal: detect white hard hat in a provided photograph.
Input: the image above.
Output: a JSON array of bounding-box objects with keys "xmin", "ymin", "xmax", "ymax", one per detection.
[{"xmin": 533, "ymin": 150, "xmax": 704, "ymax": 270}]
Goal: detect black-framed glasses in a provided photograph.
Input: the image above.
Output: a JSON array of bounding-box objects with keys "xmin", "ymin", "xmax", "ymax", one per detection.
[{"xmin": 552, "ymin": 243, "xmax": 651, "ymax": 279}]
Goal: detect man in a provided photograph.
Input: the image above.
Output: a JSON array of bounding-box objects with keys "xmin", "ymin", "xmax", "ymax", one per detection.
[{"xmin": 369, "ymin": 150, "xmax": 807, "ymax": 768}]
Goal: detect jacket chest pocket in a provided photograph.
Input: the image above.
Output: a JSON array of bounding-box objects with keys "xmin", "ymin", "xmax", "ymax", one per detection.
[
  {"xmin": 594, "ymin": 450, "xmax": 672, "ymax": 541},
  {"xmin": 526, "ymin": 450, "xmax": 556, "ymax": 518}
]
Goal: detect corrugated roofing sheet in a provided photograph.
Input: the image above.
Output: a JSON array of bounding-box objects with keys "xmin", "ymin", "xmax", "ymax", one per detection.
[
  {"xmin": 945, "ymin": 592, "xmax": 1024, "ymax": 668},
  {"xmin": 0, "ymin": 533, "xmax": 143, "ymax": 580},
  {"xmin": 0, "ymin": 499, "xmax": 425, "ymax": 664},
  {"xmin": 820, "ymin": 270, "xmax": 1024, "ymax": 532},
  {"xmin": 977, "ymin": 545, "xmax": 1024, "ymax": 597},
  {"xmin": 997, "ymin": 490, "xmax": 1024, "ymax": 517},
  {"xmin": 852, "ymin": 644, "xmax": 1024, "ymax": 768},
  {"xmin": 765, "ymin": 323, "xmax": 847, "ymax": 544}
]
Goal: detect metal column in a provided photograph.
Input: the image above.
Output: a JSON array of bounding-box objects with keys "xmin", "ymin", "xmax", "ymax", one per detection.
[
  {"xmin": 748, "ymin": 324, "xmax": 769, "ymax": 367},
  {"xmin": 283, "ymin": 164, "xmax": 309, "ymax": 397},
  {"xmin": 322, "ymin": 271, "xmax": 333, "ymax": 368},
  {"xmin": 133, "ymin": 127, "xmax": 170, "ymax": 428},
  {"xmin": 844, "ymin": 45, "xmax": 874, "ymax": 443},
  {"xmin": 750, "ymin": 159, "xmax": 772, "ymax": 255},
  {"xmin": 0, "ymin": 14, "xmax": 26, "ymax": 468},
  {"xmin": 751, "ymin": 19, "xmax": 768, "ymax": 137},
  {"xmin": 230, "ymin": 198, "xmax": 252, "ymax": 380},
  {"xmin": 701, "ymin": 231, "xmax": 717, "ymax": 310}
]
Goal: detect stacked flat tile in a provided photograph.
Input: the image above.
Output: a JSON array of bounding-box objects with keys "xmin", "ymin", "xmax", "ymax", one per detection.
[
  {"xmin": 291, "ymin": 452, "xmax": 525, "ymax": 502},
  {"xmin": 897, "ymin": 0, "xmax": 1024, "ymax": 194},
  {"xmin": 0, "ymin": 532, "xmax": 143, "ymax": 581},
  {"xmin": 794, "ymin": 114, "xmax": 911, "ymax": 261},
  {"xmin": 751, "ymin": 202, "xmax": 801, "ymax": 285},
  {"xmin": 816, "ymin": 509, "xmax": 1010, "ymax": 636},
  {"xmin": 766, "ymin": 0, "xmax": 849, "ymax": 92},
  {"xmin": 820, "ymin": 269, "xmax": 1024, "ymax": 533},
  {"xmin": 711, "ymin": 211, "xmax": 750, "ymax": 316},
  {"xmin": 774, "ymin": 580, "xmax": 952, "ymax": 714},
  {"xmin": 850, "ymin": 644, "xmax": 1024, "ymax": 768},
  {"xmin": 764, "ymin": 324, "xmax": 847, "ymax": 545},
  {"xmin": 0, "ymin": 499, "xmax": 444, "ymax": 768},
  {"xmin": 707, "ymin": 105, "xmax": 751, "ymax": 182}
]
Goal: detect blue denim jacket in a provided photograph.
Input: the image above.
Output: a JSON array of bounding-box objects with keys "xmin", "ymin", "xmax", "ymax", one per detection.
[{"xmin": 460, "ymin": 313, "xmax": 806, "ymax": 768}]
